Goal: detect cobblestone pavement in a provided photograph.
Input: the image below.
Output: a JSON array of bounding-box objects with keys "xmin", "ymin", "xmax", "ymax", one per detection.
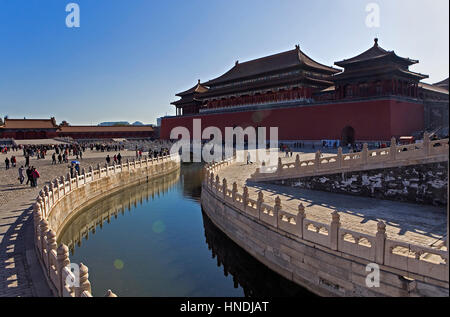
[
  {"xmin": 0, "ymin": 149, "xmax": 136, "ymax": 297},
  {"xmin": 216, "ymin": 150, "xmax": 447, "ymax": 248}
]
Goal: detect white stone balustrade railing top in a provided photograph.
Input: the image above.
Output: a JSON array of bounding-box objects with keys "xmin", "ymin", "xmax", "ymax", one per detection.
[{"xmin": 251, "ymin": 134, "xmax": 449, "ymax": 181}]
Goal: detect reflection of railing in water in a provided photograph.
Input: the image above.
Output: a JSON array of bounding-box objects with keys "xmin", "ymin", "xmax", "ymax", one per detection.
[
  {"xmin": 201, "ymin": 211, "xmax": 315, "ymax": 297},
  {"xmin": 58, "ymin": 171, "xmax": 180, "ymax": 254}
]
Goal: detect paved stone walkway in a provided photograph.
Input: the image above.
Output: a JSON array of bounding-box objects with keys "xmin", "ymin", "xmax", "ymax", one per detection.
[
  {"xmin": 0, "ymin": 149, "xmax": 136, "ymax": 297},
  {"xmin": 216, "ymin": 150, "xmax": 447, "ymax": 249}
]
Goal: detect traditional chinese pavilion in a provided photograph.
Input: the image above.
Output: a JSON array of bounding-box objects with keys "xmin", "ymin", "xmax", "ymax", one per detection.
[
  {"xmin": 0, "ymin": 118, "xmax": 59, "ymax": 139},
  {"xmin": 161, "ymin": 39, "xmax": 449, "ymax": 143}
]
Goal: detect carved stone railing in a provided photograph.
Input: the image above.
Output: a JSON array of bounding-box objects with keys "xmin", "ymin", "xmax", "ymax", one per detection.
[
  {"xmin": 204, "ymin": 160, "xmax": 449, "ymax": 284},
  {"xmin": 33, "ymin": 154, "xmax": 180, "ymax": 297},
  {"xmin": 250, "ymin": 133, "xmax": 449, "ymax": 182}
]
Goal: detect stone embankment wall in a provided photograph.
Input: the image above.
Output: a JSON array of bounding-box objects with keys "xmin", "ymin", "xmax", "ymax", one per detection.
[
  {"xmin": 202, "ymin": 159, "xmax": 449, "ymax": 297},
  {"xmin": 271, "ymin": 162, "xmax": 448, "ymax": 206},
  {"xmin": 32, "ymin": 155, "xmax": 180, "ymax": 297}
]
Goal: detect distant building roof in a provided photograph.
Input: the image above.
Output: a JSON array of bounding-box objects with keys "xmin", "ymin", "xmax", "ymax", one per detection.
[
  {"xmin": 203, "ymin": 45, "xmax": 339, "ymax": 86},
  {"xmin": 1, "ymin": 118, "xmax": 58, "ymax": 129},
  {"xmin": 59, "ymin": 125, "xmax": 154, "ymax": 133},
  {"xmin": 433, "ymin": 77, "xmax": 449, "ymax": 90},
  {"xmin": 335, "ymin": 38, "xmax": 419, "ymax": 68},
  {"xmin": 320, "ymin": 86, "xmax": 336, "ymax": 92},
  {"xmin": 419, "ymin": 82, "xmax": 449, "ymax": 94}
]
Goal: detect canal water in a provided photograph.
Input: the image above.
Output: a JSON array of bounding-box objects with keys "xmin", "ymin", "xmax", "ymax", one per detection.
[{"xmin": 58, "ymin": 164, "xmax": 313, "ymax": 297}]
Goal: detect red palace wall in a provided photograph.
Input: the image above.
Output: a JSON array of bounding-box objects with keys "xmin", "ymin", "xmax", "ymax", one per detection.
[
  {"xmin": 389, "ymin": 100, "xmax": 424, "ymax": 137},
  {"xmin": 0, "ymin": 130, "xmax": 58, "ymax": 140},
  {"xmin": 160, "ymin": 99, "xmax": 424, "ymax": 141}
]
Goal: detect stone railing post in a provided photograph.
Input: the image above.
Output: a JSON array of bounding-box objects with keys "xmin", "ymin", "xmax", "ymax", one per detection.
[
  {"xmin": 296, "ymin": 203, "xmax": 305, "ymax": 238},
  {"xmin": 75, "ymin": 263, "xmax": 91, "ymax": 297},
  {"xmin": 67, "ymin": 173, "xmax": 72, "ymax": 192},
  {"xmin": 209, "ymin": 173, "xmax": 214, "ymax": 188},
  {"xmin": 232, "ymin": 182, "xmax": 237, "ymax": 201},
  {"xmin": 60, "ymin": 176, "xmax": 65, "ymax": 195},
  {"xmin": 242, "ymin": 186, "xmax": 249, "ymax": 209},
  {"xmin": 423, "ymin": 132, "xmax": 430, "ymax": 156},
  {"xmin": 57, "ymin": 244, "xmax": 70, "ymax": 297},
  {"xmin": 375, "ymin": 221, "xmax": 387, "ymax": 264},
  {"xmin": 222, "ymin": 178, "xmax": 227, "ymax": 199},
  {"xmin": 274, "ymin": 196, "xmax": 281, "ymax": 228},
  {"xmin": 43, "ymin": 186, "xmax": 50, "ymax": 209},
  {"xmin": 46, "ymin": 230, "xmax": 57, "ymax": 275},
  {"xmin": 257, "ymin": 191, "xmax": 264, "ymax": 219},
  {"xmin": 89, "ymin": 165, "xmax": 93, "ymax": 175},
  {"xmin": 330, "ymin": 211, "xmax": 340, "ymax": 250},
  {"xmin": 295, "ymin": 154, "xmax": 300, "ymax": 169},
  {"xmin": 33, "ymin": 202, "xmax": 42, "ymax": 248},
  {"xmin": 314, "ymin": 150, "xmax": 321, "ymax": 171},
  {"xmin": 81, "ymin": 168, "xmax": 86, "ymax": 183},
  {"xmin": 215, "ymin": 175, "xmax": 220, "ymax": 192},
  {"xmin": 277, "ymin": 157, "xmax": 282, "ymax": 174},
  {"xmin": 390, "ymin": 137, "xmax": 397, "ymax": 160},
  {"xmin": 105, "ymin": 290, "xmax": 118, "ymax": 297},
  {"xmin": 49, "ymin": 183, "xmax": 55, "ymax": 206},
  {"xmin": 40, "ymin": 219, "xmax": 50, "ymax": 258},
  {"xmin": 337, "ymin": 147, "xmax": 343, "ymax": 168},
  {"xmin": 41, "ymin": 190, "xmax": 48, "ymax": 217},
  {"xmin": 55, "ymin": 179, "xmax": 61, "ymax": 201},
  {"xmin": 97, "ymin": 163, "xmax": 101, "ymax": 177},
  {"xmin": 362, "ymin": 143, "xmax": 368, "ymax": 165},
  {"xmin": 127, "ymin": 159, "xmax": 130, "ymax": 171},
  {"xmin": 75, "ymin": 170, "xmax": 79, "ymax": 188}
]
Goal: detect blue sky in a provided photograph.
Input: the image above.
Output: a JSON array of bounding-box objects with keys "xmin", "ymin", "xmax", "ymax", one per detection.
[{"xmin": 0, "ymin": 0, "xmax": 448, "ymax": 125}]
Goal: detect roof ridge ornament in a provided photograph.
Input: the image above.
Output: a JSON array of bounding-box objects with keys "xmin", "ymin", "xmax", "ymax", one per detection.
[
  {"xmin": 235, "ymin": 60, "xmax": 239, "ymax": 66},
  {"xmin": 374, "ymin": 38, "xmax": 379, "ymax": 47}
]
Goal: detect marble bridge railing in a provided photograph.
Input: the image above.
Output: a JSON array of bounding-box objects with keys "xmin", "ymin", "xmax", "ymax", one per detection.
[
  {"xmin": 250, "ymin": 134, "xmax": 449, "ymax": 182},
  {"xmin": 32, "ymin": 154, "xmax": 180, "ymax": 297},
  {"xmin": 204, "ymin": 159, "xmax": 449, "ymax": 284}
]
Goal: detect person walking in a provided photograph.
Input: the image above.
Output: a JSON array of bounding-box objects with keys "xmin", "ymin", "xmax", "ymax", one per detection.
[
  {"xmin": 106, "ymin": 155, "xmax": 111, "ymax": 165},
  {"xmin": 52, "ymin": 152, "xmax": 57, "ymax": 165},
  {"xmin": 31, "ymin": 167, "xmax": 40, "ymax": 187},
  {"xmin": 11, "ymin": 156, "xmax": 16, "ymax": 167},
  {"xmin": 117, "ymin": 153, "xmax": 122, "ymax": 165},
  {"xmin": 18, "ymin": 166, "xmax": 25, "ymax": 184},
  {"xmin": 69, "ymin": 164, "xmax": 75, "ymax": 179},
  {"xmin": 26, "ymin": 167, "xmax": 32, "ymax": 185},
  {"xmin": 5, "ymin": 157, "xmax": 10, "ymax": 170},
  {"xmin": 25, "ymin": 155, "xmax": 30, "ymax": 167}
]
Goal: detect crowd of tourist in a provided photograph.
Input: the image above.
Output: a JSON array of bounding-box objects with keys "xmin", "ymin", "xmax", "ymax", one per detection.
[{"xmin": 1, "ymin": 139, "xmax": 178, "ymax": 190}]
